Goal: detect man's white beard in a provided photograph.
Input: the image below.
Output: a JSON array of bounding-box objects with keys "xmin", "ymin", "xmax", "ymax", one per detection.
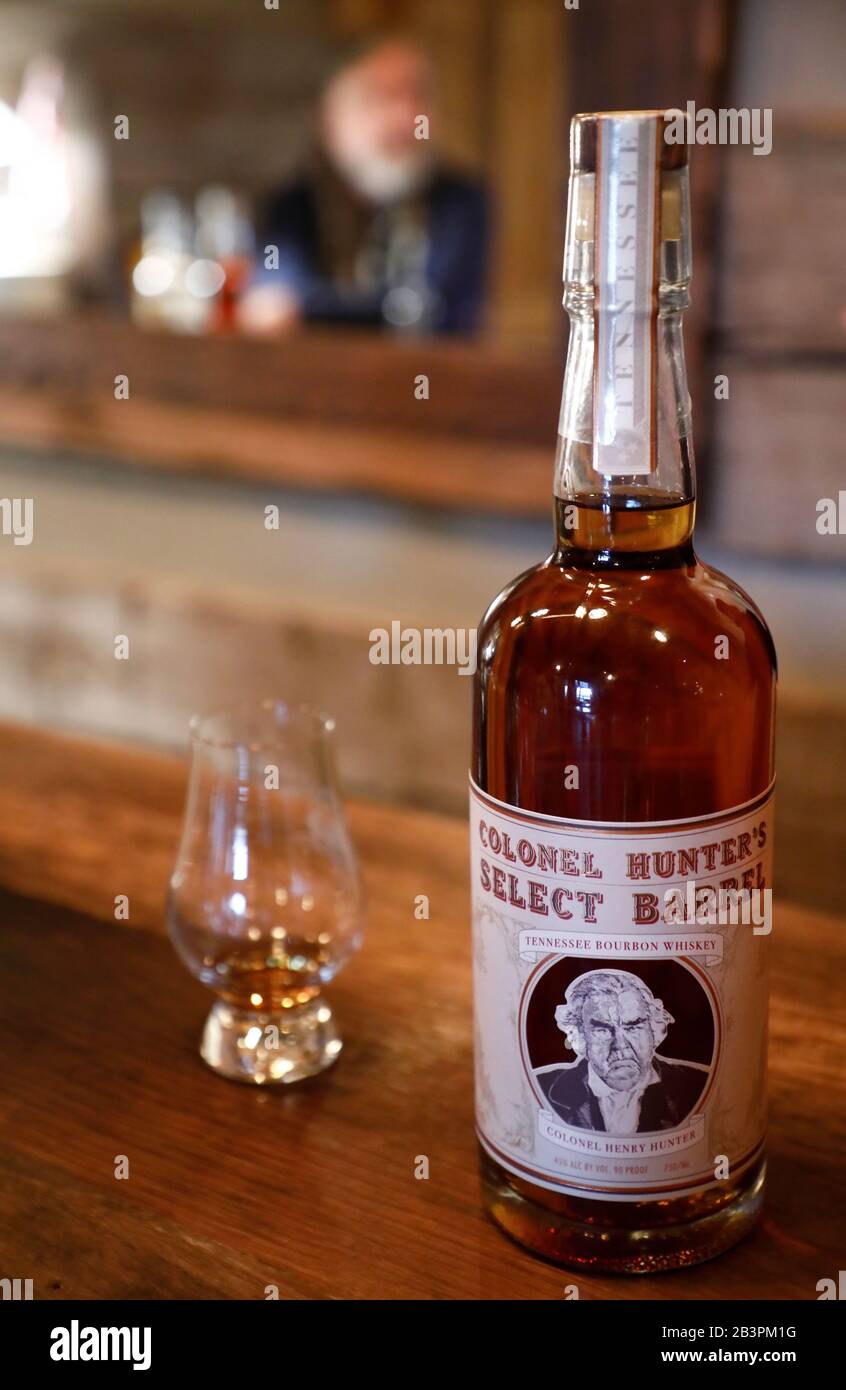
[{"xmin": 337, "ymin": 150, "xmax": 433, "ymax": 205}]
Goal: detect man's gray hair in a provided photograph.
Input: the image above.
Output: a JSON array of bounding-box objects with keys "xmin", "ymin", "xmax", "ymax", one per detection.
[{"xmin": 554, "ymin": 969, "xmax": 673, "ymax": 1056}]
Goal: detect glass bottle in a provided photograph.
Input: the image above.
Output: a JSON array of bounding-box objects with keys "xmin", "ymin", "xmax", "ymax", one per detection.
[{"xmin": 471, "ymin": 112, "xmax": 776, "ymax": 1271}]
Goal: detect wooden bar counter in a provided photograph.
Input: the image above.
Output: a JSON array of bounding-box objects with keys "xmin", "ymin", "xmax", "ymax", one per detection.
[{"xmin": 0, "ymin": 721, "xmax": 842, "ymax": 1300}]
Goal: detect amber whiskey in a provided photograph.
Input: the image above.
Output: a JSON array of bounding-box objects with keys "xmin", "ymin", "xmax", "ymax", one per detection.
[{"xmin": 471, "ymin": 112, "xmax": 776, "ymax": 1272}]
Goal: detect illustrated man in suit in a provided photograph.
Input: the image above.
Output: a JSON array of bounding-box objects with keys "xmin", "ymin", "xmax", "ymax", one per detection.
[{"xmin": 535, "ymin": 969, "xmax": 708, "ymax": 1135}]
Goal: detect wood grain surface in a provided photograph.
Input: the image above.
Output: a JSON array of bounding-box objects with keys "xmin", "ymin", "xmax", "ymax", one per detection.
[
  {"xmin": 0, "ymin": 387, "xmax": 552, "ymax": 519},
  {"xmin": 0, "ymin": 721, "xmax": 842, "ymax": 1300},
  {"xmin": 0, "ymin": 312, "xmax": 562, "ymax": 441}
]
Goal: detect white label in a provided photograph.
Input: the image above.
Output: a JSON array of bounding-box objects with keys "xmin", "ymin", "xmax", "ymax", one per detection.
[{"xmin": 471, "ymin": 779, "xmax": 773, "ymax": 1201}]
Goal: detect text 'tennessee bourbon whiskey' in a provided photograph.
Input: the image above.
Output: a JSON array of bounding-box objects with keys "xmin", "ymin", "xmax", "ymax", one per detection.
[{"xmin": 471, "ymin": 112, "xmax": 776, "ymax": 1272}]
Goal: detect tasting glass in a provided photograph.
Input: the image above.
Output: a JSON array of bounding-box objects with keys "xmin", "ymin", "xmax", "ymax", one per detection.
[{"xmin": 167, "ymin": 699, "xmax": 364, "ymax": 1084}]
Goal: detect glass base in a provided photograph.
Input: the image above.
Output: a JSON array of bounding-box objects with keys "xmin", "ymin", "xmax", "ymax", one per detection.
[
  {"xmin": 480, "ymin": 1147, "xmax": 765, "ymax": 1273},
  {"xmin": 200, "ymin": 998, "xmax": 342, "ymax": 1085}
]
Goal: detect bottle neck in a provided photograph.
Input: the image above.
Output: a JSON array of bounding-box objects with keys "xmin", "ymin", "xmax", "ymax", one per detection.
[{"xmin": 553, "ymin": 295, "xmax": 696, "ymax": 567}]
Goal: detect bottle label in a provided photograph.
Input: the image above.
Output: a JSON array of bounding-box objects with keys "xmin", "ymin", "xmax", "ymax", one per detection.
[{"xmin": 470, "ymin": 778, "xmax": 774, "ymax": 1201}]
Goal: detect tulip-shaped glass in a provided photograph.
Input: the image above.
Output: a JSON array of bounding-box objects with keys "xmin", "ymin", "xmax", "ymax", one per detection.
[{"xmin": 167, "ymin": 699, "xmax": 364, "ymax": 1083}]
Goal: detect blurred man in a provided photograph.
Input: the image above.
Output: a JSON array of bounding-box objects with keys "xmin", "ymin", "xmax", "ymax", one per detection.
[{"xmin": 240, "ymin": 37, "xmax": 490, "ymax": 335}]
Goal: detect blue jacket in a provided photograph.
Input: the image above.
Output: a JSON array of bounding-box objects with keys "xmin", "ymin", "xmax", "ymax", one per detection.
[
  {"xmin": 536, "ymin": 1055, "xmax": 707, "ymax": 1134},
  {"xmin": 256, "ymin": 168, "xmax": 490, "ymax": 334}
]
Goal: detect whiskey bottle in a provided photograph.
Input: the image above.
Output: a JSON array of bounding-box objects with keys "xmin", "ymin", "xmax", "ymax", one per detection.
[{"xmin": 471, "ymin": 111, "xmax": 776, "ymax": 1272}]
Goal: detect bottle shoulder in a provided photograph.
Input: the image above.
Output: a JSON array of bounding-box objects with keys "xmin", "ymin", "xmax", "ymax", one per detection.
[
  {"xmin": 477, "ymin": 551, "xmax": 777, "ymax": 681},
  {"xmin": 473, "ymin": 550, "xmax": 776, "ymax": 818},
  {"xmin": 692, "ymin": 558, "xmax": 776, "ymax": 649},
  {"xmin": 477, "ymin": 557, "xmax": 556, "ymax": 632}
]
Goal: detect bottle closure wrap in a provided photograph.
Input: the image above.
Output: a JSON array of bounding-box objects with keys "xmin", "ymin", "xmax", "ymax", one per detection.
[
  {"xmin": 470, "ymin": 779, "xmax": 774, "ymax": 1202},
  {"xmin": 593, "ymin": 114, "xmax": 661, "ymax": 477}
]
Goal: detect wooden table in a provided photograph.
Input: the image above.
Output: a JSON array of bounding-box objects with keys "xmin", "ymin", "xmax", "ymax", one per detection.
[{"xmin": 0, "ymin": 722, "xmax": 842, "ymax": 1300}]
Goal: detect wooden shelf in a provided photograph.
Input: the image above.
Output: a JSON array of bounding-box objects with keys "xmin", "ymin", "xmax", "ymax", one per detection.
[
  {"xmin": 0, "ymin": 386, "xmax": 552, "ymax": 517},
  {"xmin": 0, "ymin": 312, "xmax": 561, "ymax": 516}
]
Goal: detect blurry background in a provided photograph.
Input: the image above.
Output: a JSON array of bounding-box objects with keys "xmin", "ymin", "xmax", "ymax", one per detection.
[{"xmin": 0, "ymin": 0, "xmax": 843, "ymax": 908}]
